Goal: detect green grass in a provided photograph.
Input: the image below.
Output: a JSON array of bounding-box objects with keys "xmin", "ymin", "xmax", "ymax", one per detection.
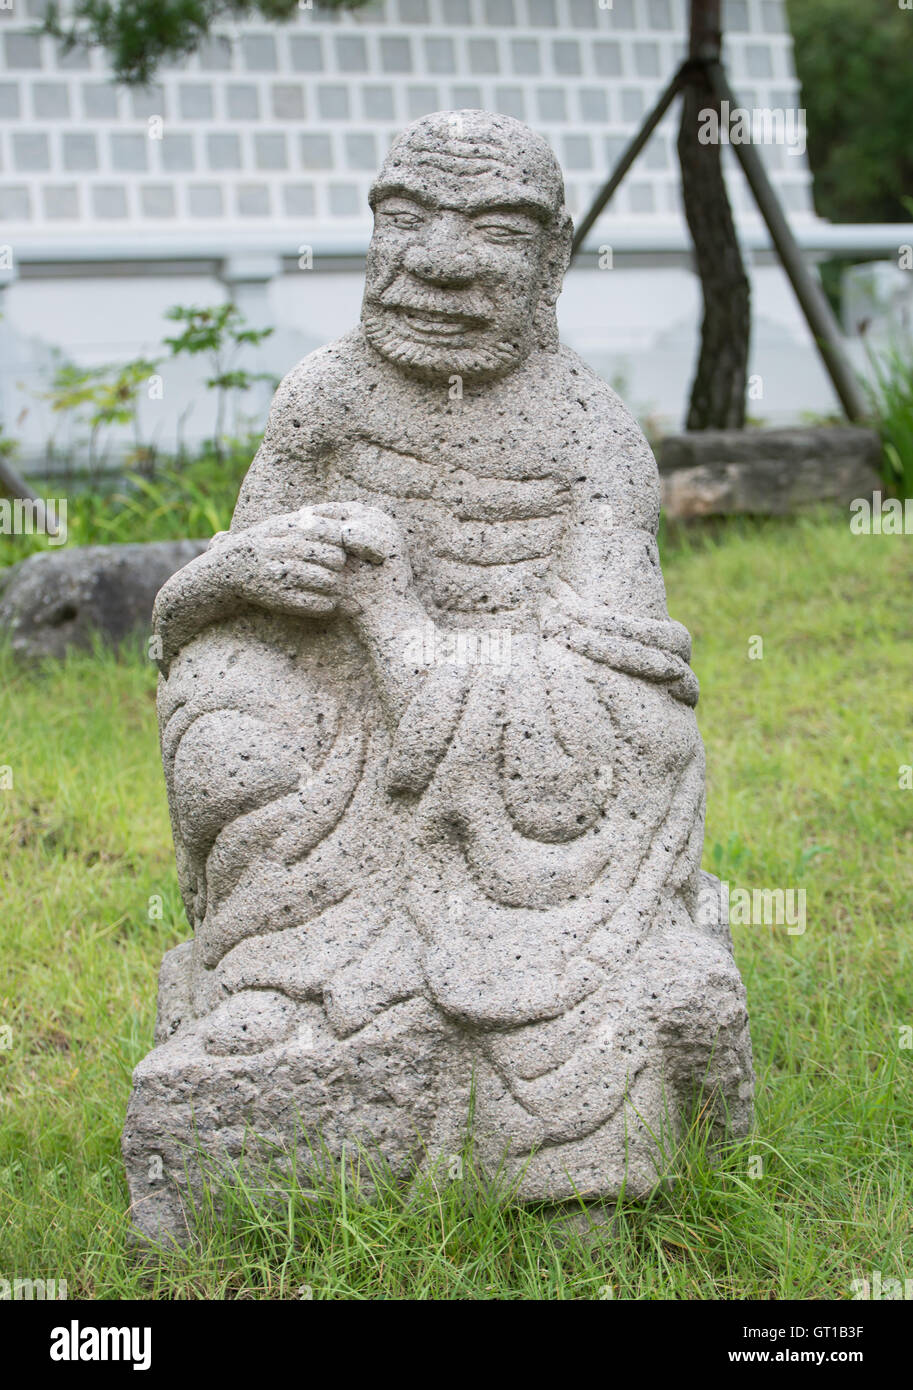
[
  {"xmin": 1, "ymin": 440, "xmax": 254, "ymax": 570},
  {"xmin": 1, "ymin": 511, "xmax": 911, "ymax": 1299}
]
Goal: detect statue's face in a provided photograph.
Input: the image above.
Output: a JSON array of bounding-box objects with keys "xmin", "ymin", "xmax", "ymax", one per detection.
[{"xmin": 362, "ymin": 161, "xmax": 556, "ymax": 384}]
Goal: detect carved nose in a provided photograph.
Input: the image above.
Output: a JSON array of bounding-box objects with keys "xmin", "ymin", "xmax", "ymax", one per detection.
[
  {"xmin": 402, "ymin": 219, "xmax": 478, "ymax": 286},
  {"xmin": 402, "ymin": 244, "xmax": 478, "ymax": 286}
]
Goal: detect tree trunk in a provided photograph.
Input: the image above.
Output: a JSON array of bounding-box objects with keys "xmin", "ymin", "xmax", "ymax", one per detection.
[
  {"xmin": 0, "ymin": 452, "xmax": 39, "ymax": 503},
  {"xmin": 678, "ymin": 0, "xmax": 750, "ymax": 429}
]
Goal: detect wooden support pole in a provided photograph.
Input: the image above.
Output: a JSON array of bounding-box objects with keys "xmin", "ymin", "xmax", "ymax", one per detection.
[
  {"xmin": 570, "ymin": 64, "xmax": 687, "ymax": 259},
  {"xmin": 706, "ymin": 59, "xmax": 869, "ymax": 422},
  {"xmin": 0, "ymin": 453, "xmax": 39, "ymax": 504}
]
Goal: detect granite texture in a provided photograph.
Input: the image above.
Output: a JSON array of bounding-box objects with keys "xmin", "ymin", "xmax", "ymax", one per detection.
[{"xmin": 123, "ymin": 112, "xmax": 754, "ymax": 1243}]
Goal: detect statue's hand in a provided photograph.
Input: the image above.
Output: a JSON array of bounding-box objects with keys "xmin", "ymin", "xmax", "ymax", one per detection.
[
  {"xmin": 216, "ymin": 510, "xmax": 347, "ymax": 618},
  {"xmin": 309, "ymin": 502, "xmax": 415, "ymax": 625}
]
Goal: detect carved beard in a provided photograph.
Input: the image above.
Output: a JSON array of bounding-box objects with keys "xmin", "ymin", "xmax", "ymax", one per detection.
[
  {"xmin": 361, "ymin": 275, "xmax": 538, "ymax": 383},
  {"xmin": 362, "ymin": 307, "xmax": 527, "ymax": 383}
]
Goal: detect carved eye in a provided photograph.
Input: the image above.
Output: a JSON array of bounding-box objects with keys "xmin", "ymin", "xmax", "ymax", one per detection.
[
  {"xmin": 379, "ymin": 203, "xmax": 426, "ymax": 230},
  {"xmin": 475, "ymin": 222, "xmax": 535, "ymax": 243}
]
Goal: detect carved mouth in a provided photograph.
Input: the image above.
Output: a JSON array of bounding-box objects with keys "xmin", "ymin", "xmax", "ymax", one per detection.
[{"xmin": 393, "ymin": 306, "xmax": 487, "ymax": 338}]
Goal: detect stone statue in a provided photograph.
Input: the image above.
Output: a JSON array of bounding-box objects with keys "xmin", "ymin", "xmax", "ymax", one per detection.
[{"xmin": 123, "ymin": 111, "xmax": 753, "ymax": 1243}]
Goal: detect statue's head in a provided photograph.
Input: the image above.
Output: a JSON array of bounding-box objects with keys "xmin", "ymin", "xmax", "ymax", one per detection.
[{"xmin": 361, "ymin": 110, "xmax": 573, "ymax": 384}]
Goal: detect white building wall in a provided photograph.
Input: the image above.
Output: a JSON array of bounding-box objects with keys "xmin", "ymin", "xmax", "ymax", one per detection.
[{"xmin": 0, "ymin": 0, "xmax": 879, "ymax": 464}]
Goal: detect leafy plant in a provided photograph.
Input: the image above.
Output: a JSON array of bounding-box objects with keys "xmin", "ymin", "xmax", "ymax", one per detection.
[
  {"xmin": 35, "ymin": 355, "xmax": 161, "ymax": 475},
  {"xmin": 0, "ymin": 423, "xmax": 17, "ymax": 465},
  {"xmin": 707, "ymin": 833, "xmax": 749, "ymax": 881},
  {"xmin": 95, "ymin": 446, "xmax": 253, "ymax": 541},
  {"xmin": 862, "ymin": 341, "xmax": 913, "ymax": 499},
  {"xmin": 163, "ymin": 304, "xmax": 275, "ymax": 461},
  {"xmin": 787, "ymin": 0, "xmax": 913, "ymax": 224}
]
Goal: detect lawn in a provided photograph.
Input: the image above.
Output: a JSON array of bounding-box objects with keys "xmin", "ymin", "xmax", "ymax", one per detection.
[{"xmin": 1, "ymin": 511, "xmax": 911, "ymax": 1299}]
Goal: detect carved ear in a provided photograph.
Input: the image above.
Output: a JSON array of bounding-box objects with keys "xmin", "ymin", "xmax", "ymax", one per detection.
[{"xmin": 535, "ymin": 210, "xmax": 573, "ymax": 351}]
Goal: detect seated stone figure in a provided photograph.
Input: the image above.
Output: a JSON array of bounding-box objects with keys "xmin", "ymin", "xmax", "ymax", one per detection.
[{"xmin": 123, "ymin": 111, "xmax": 753, "ymax": 1242}]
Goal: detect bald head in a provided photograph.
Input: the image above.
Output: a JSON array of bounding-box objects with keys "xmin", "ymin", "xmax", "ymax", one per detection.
[
  {"xmin": 362, "ymin": 110, "xmax": 573, "ymax": 383},
  {"xmin": 370, "ymin": 110, "xmax": 568, "ymax": 229}
]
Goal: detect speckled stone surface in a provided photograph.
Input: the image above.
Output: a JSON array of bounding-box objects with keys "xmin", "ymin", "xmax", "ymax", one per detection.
[{"xmin": 123, "ymin": 112, "xmax": 754, "ymax": 1243}]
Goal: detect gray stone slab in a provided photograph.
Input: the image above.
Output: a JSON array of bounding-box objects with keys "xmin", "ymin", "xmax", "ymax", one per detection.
[
  {"xmin": 0, "ymin": 540, "xmax": 207, "ymax": 660},
  {"xmin": 659, "ymin": 427, "xmax": 883, "ymax": 518}
]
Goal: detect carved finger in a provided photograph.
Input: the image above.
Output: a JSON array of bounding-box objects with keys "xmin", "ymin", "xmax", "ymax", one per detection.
[
  {"xmin": 244, "ymin": 512, "xmax": 344, "ymax": 546},
  {"xmin": 262, "ymin": 561, "xmax": 340, "ymax": 594},
  {"xmin": 312, "ymin": 506, "xmax": 402, "ymax": 565},
  {"xmin": 341, "ymin": 524, "xmax": 388, "ymax": 565},
  {"xmin": 288, "ymin": 593, "xmax": 337, "ymax": 615},
  {"xmin": 261, "ymin": 537, "xmax": 347, "ymax": 571},
  {"xmin": 259, "ymin": 587, "xmax": 337, "ymax": 617},
  {"xmin": 310, "ymin": 501, "xmax": 376, "ymax": 521},
  {"xmin": 292, "ymin": 510, "xmax": 346, "ymax": 545},
  {"xmin": 310, "ymin": 503, "xmax": 392, "ymax": 563}
]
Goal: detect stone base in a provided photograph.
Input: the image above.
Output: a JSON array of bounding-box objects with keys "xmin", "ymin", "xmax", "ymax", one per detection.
[{"xmin": 122, "ymin": 873, "xmax": 754, "ymax": 1246}]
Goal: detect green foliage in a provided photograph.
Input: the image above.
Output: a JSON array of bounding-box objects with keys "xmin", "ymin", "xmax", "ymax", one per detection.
[
  {"xmin": 0, "ymin": 437, "xmax": 256, "ymax": 569},
  {"xmin": 35, "ymin": 354, "xmax": 161, "ymax": 472},
  {"xmin": 0, "ymin": 314, "xmax": 17, "ymax": 467},
  {"xmin": 7, "ymin": 296, "xmax": 274, "ymax": 509},
  {"xmin": 1, "ymin": 514, "xmax": 911, "ymax": 1297},
  {"xmin": 162, "ymin": 303, "xmax": 273, "ymax": 369},
  {"xmin": 93, "ymin": 445, "xmax": 253, "ymax": 539},
  {"xmin": 862, "ymin": 341, "xmax": 913, "ymax": 499},
  {"xmin": 787, "ymin": 0, "xmax": 913, "ymax": 223},
  {"xmin": 0, "ymin": 297, "xmax": 276, "ymax": 566},
  {"xmin": 42, "ymin": 0, "xmax": 366, "ymax": 86},
  {"xmin": 0, "ymin": 425, "xmax": 17, "ymax": 464},
  {"xmin": 163, "ymin": 303, "xmax": 275, "ymax": 460}
]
